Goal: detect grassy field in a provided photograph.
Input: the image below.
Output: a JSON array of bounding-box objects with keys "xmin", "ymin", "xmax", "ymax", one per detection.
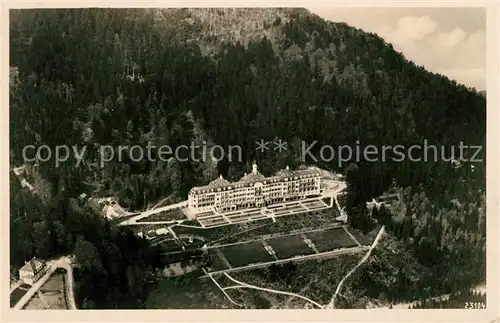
[
  {"xmin": 23, "ymin": 271, "xmax": 69, "ymax": 310},
  {"xmin": 144, "ymin": 251, "xmax": 365, "ymax": 309},
  {"xmin": 266, "ymin": 234, "xmax": 315, "ymax": 259},
  {"xmin": 24, "ymin": 293, "xmax": 46, "ymax": 309},
  {"xmin": 38, "ymin": 271, "xmax": 69, "ymax": 309},
  {"xmin": 145, "ymin": 272, "xmax": 237, "ymax": 309},
  {"xmin": 306, "ymin": 227, "xmax": 357, "ymax": 252},
  {"xmin": 221, "ymin": 241, "xmax": 274, "ymax": 267},
  {"xmin": 226, "ymin": 286, "xmax": 290, "ymax": 309},
  {"xmin": 226, "ymin": 253, "xmax": 363, "ymax": 308}
]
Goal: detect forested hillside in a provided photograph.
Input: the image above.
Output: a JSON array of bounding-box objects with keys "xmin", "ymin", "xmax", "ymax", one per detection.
[{"xmin": 10, "ymin": 8, "xmax": 486, "ymax": 308}]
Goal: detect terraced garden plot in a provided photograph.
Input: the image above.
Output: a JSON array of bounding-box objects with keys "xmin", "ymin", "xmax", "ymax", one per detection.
[
  {"xmin": 227, "ymin": 210, "xmax": 263, "ymax": 219},
  {"xmin": 171, "ymin": 223, "xmax": 241, "ymax": 240},
  {"xmin": 285, "ymin": 202, "xmax": 300, "ymax": 206},
  {"xmin": 268, "ymin": 204, "xmax": 285, "ymax": 209},
  {"xmin": 221, "ymin": 241, "xmax": 274, "ymax": 267},
  {"xmin": 137, "ymin": 208, "xmax": 187, "ymax": 222},
  {"xmin": 198, "ymin": 216, "xmax": 227, "ymax": 227},
  {"xmin": 306, "ymin": 205, "xmax": 327, "ymax": 211},
  {"xmin": 274, "ymin": 208, "xmax": 298, "ymax": 215},
  {"xmin": 266, "ymin": 234, "xmax": 315, "ymax": 259},
  {"xmin": 303, "ymin": 202, "xmax": 324, "ymax": 208},
  {"xmin": 305, "ymin": 227, "xmax": 357, "ymax": 252},
  {"xmin": 304, "ymin": 200, "xmax": 327, "ymax": 207},
  {"xmin": 230, "ymin": 215, "xmax": 268, "ymax": 224}
]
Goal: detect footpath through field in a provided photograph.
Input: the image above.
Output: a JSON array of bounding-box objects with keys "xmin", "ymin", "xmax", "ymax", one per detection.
[
  {"xmin": 222, "ymin": 272, "xmax": 324, "ymax": 309},
  {"xmin": 325, "ymin": 225, "xmax": 386, "ymax": 309},
  {"xmin": 13, "ymin": 256, "xmax": 76, "ymax": 310}
]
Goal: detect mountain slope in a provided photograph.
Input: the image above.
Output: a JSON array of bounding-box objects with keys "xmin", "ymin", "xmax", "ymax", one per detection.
[{"xmin": 9, "ymin": 8, "xmax": 486, "ymax": 308}]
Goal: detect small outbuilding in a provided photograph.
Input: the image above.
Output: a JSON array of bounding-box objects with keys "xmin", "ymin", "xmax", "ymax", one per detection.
[{"xmin": 19, "ymin": 258, "xmax": 47, "ymax": 286}]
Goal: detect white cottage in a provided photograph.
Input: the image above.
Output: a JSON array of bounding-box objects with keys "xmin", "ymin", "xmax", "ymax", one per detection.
[{"xmin": 19, "ymin": 258, "xmax": 47, "ymax": 285}]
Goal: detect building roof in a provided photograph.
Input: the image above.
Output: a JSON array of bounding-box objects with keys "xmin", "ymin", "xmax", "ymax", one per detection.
[
  {"xmin": 274, "ymin": 165, "xmax": 295, "ymax": 178},
  {"xmin": 208, "ymin": 175, "xmax": 231, "ymax": 188},
  {"xmin": 19, "ymin": 258, "xmax": 46, "ymax": 274},
  {"xmin": 238, "ymin": 172, "xmax": 266, "ymax": 183}
]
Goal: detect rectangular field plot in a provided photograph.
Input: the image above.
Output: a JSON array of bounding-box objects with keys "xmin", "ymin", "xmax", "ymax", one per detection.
[
  {"xmin": 10, "ymin": 287, "xmax": 28, "ymax": 307},
  {"xmin": 226, "ymin": 211, "xmax": 262, "ymax": 220},
  {"xmin": 304, "ymin": 205, "xmax": 327, "ymax": 211},
  {"xmin": 209, "ymin": 252, "xmax": 231, "ymax": 271},
  {"xmin": 196, "ymin": 211, "xmax": 217, "ymax": 219},
  {"xmin": 267, "ymin": 204, "xmax": 285, "ymax": 209},
  {"xmin": 198, "ymin": 216, "xmax": 227, "ymax": 227},
  {"xmin": 302, "ymin": 200, "xmax": 328, "ymax": 208},
  {"xmin": 347, "ymin": 226, "xmax": 381, "ymax": 246},
  {"xmin": 220, "ymin": 241, "xmax": 274, "ymax": 267},
  {"xmin": 230, "ymin": 215, "xmax": 268, "ymax": 224},
  {"xmin": 266, "ymin": 234, "xmax": 315, "ymax": 259},
  {"xmin": 273, "ymin": 209, "xmax": 294, "ymax": 216},
  {"xmin": 305, "ymin": 227, "xmax": 357, "ymax": 252}
]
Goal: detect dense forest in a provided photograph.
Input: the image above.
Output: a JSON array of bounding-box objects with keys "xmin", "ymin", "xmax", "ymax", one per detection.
[{"xmin": 10, "ymin": 8, "xmax": 486, "ymax": 308}]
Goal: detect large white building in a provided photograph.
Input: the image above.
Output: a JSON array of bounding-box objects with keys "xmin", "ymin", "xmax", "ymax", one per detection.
[{"xmin": 188, "ymin": 163, "xmax": 322, "ymax": 215}]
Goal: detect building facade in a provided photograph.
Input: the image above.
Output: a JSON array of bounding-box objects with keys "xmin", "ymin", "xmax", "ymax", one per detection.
[
  {"xmin": 188, "ymin": 163, "xmax": 321, "ymax": 214},
  {"xmin": 19, "ymin": 258, "xmax": 47, "ymax": 286}
]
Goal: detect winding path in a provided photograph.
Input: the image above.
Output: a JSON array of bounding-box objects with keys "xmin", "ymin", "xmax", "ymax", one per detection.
[
  {"xmin": 14, "ymin": 265, "xmax": 57, "ymax": 309},
  {"xmin": 223, "ymin": 272, "xmax": 324, "ymax": 309},
  {"xmin": 13, "ymin": 256, "xmax": 76, "ymax": 310},
  {"xmin": 118, "ymin": 201, "xmax": 188, "ymax": 225},
  {"xmin": 326, "ymin": 225, "xmax": 386, "ymax": 309},
  {"xmin": 201, "ymin": 268, "xmax": 242, "ymax": 307}
]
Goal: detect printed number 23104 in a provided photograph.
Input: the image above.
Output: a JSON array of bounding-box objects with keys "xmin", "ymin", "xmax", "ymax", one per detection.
[{"xmin": 464, "ymin": 302, "xmax": 486, "ymax": 309}]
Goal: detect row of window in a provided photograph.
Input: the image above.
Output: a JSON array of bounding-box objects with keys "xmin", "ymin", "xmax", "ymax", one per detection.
[
  {"xmin": 190, "ymin": 177, "xmax": 320, "ymax": 195},
  {"xmin": 190, "ymin": 181, "xmax": 320, "ymax": 207},
  {"xmin": 192, "ymin": 191, "xmax": 320, "ymax": 208}
]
